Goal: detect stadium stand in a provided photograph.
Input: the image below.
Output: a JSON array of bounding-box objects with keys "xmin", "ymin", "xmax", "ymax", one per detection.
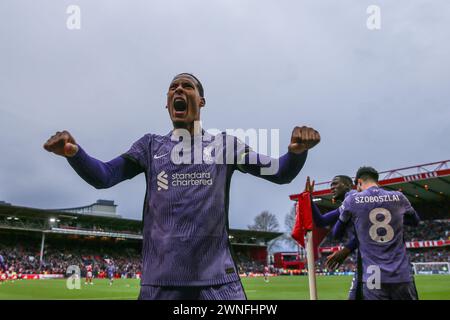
[
  {"xmin": 0, "ymin": 201, "xmax": 280, "ymax": 279},
  {"xmin": 0, "ymin": 230, "xmax": 142, "ymax": 278},
  {"xmin": 1, "ymin": 160, "xmax": 448, "ymax": 279}
]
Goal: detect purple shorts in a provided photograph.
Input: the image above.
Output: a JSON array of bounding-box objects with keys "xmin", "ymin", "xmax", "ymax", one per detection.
[
  {"xmin": 362, "ymin": 281, "xmax": 419, "ymax": 300},
  {"xmin": 138, "ymin": 280, "xmax": 246, "ymax": 300}
]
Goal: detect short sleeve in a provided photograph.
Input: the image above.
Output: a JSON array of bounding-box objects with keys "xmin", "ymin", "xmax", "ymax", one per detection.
[
  {"xmin": 121, "ymin": 134, "xmax": 152, "ymax": 170},
  {"xmin": 338, "ymin": 196, "xmax": 353, "ymax": 223}
]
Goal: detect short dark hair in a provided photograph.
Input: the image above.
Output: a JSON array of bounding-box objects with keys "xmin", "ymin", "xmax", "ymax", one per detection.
[
  {"xmin": 355, "ymin": 166, "xmax": 379, "ymax": 184},
  {"xmin": 334, "ymin": 175, "xmax": 353, "ymax": 187},
  {"xmin": 173, "ymin": 73, "xmax": 204, "ymax": 97}
]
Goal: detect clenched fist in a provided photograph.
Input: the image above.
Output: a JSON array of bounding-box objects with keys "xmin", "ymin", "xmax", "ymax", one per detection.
[
  {"xmin": 43, "ymin": 130, "xmax": 79, "ymax": 157},
  {"xmin": 288, "ymin": 126, "xmax": 321, "ymax": 154}
]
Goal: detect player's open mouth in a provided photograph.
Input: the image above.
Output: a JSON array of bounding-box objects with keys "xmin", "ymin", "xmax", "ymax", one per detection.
[{"xmin": 173, "ymin": 98, "xmax": 188, "ymax": 117}]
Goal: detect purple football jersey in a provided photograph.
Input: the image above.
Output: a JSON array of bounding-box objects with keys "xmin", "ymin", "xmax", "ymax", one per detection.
[
  {"xmin": 338, "ymin": 186, "xmax": 416, "ymax": 283},
  {"xmin": 124, "ymin": 131, "xmax": 243, "ymax": 286},
  {"xmin": 64, "ymin": 125, "xmax": 307, "ymax": 287}
]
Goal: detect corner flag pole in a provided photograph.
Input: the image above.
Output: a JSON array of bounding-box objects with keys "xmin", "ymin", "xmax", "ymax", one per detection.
[{"xmin": 305, "ymin": 230, "xmax": 318, "ymax": 300}]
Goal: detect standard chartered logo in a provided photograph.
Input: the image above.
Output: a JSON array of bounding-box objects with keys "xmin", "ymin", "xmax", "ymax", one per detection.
[
  {"xmin": 157, "ymin": 171, "xmax": 169, "ymax": 191},
  {"xmin": 157, "ymin": 171, "xmax": 213, "ymax": 191}
]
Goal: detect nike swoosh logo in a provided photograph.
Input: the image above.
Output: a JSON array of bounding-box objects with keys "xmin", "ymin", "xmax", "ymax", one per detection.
[{"xmin": 154, "ymin": 152, "xmax": 169, "ymax": 159}]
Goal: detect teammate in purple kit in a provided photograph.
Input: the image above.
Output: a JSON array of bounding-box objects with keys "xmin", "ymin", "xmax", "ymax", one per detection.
[
  {"xmin": 306, "ymin": 175, "xmax": 363, "ymax": 300},
  {"xmin": 43, "ymin": 73, "xmax": 321, "ymax": 300},
  {"xmin": 332, "ymin": 166, "xmax": 420, "ymax": 300}
]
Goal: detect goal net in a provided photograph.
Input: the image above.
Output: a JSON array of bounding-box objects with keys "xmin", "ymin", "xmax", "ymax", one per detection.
[{"xmin": 412, "ymin": 262, "xmax": 450, "ymax": 275}]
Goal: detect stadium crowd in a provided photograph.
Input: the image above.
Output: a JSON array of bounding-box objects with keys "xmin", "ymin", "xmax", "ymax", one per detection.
[
  {"xmin": 404, "ymin": 220, "xmax": 449, "ymax": 241},
  {"xmin": 409, "ymin": 248, "xmax": 449, "ymax": 263},
  {"xmin": 0, "ymin": 242, "xmax": 141, "ymax": 278},
  {"xmin": 2, "ymin": 244, "xmax": 448, "ymax": 277},
  {"xmin": 1, "ymin": 219, "xmax": 448, "ymax": 278},
  {"xmin": 236, "ymin": 257, "xmax": 267, "ymax": 275}
]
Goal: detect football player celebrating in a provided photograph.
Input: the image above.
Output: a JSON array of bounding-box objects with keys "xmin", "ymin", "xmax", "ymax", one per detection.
[
  {"xmin": 306, "ymin": 176, "xmax": 362, "ymax": 300},
  {"xmin": 332, "ymin": 167, "xmax": 420, "ymax": 300},
  {"xmin": 43, "ymin": 73, "xmax": 321, "ymax": 300}
]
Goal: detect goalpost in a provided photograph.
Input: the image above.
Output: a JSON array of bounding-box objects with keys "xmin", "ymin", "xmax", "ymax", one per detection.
[{"xmin": 412, "ymin": 262, "xmax": 450, "ymax": 275}]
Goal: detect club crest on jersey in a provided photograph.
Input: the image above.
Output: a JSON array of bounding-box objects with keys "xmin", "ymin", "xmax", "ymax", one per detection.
[{"xmin": 157, "ymin": 171, "xmax": 169, "ymax": 191}]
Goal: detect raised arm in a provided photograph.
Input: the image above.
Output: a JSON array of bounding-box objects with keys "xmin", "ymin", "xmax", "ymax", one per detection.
[
  {"xmin": 43, "ymin": 130, "xmax": 143, "ymax": 189},
  {"xmin": 311, "ymin": 202, "xmax": 340, "ymax": 228},
  {"xmin": 237, "ymin": 126, "xmax": 320, "ymax": 184},
  {"xmin": 238, "ymin": 151, "xmax": 308, "ymax": 184},
  {"xmin": 67, "ymin": 146, "xmax": 143, "ymax": 189}
]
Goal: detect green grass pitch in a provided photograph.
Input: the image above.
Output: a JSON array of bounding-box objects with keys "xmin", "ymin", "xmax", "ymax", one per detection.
[{"xmin": 0, "ymin": 275, "xmax": 449, "ymax": 300}]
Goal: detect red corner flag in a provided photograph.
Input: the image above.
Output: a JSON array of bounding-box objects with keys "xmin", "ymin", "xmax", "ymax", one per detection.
[{"xmin": 291, "ymin": 191, "xmax": 329, "ymax": 260}]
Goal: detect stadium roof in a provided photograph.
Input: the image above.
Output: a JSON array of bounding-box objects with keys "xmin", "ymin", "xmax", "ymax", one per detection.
[
  {"xmin": 229, "ymin": 229, "xmax": 283, "ymax": 244},
  {"xmin": 0, "ymin": 203, "xmax": 282, "ymax": 242},
  {"xmin": 289, "ymin": 160, "xmax": 450, "ymax": 211},
  {"xmin": 0, "ymin": 203, "xmax": 140, "ymax": 229}
]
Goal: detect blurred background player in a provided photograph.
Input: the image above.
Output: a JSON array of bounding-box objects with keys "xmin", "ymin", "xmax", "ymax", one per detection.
[
  {"xmin": 85, "ymin": 263, "xmax": 94, "ymax": 285},
  {"xmin": 17, "ymin": 268, "xmax": 23, "ymax": 281},
  {"xmin": 43, "ymin": 73, "xmax": 321, "ymax": 300},
  {"xmin": 0, "ymin": 252, "xmax": 5, "ymax": 272},
  {"xmin": 332, "ymin": 166, "xmax": 421, "ymax": 300},
  {"xmin": 8, "ymin": 267, "xmax": 17, "ymax": 283},
  {"xmin": 0, "ymin": 270, "xmax": 5, "ymax": 284},
  {"xmin": 263, "ymin": 265, "xmax": 270, "ymax": 283},
  {"xmin": 107, "ymin": 260, "xmax": 116, "ymax": 286}
]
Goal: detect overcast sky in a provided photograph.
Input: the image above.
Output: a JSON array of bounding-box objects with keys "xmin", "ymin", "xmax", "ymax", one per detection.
[{"xmin": 1, "ymin": 1, "xmax": 449, "ymax": 234}]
